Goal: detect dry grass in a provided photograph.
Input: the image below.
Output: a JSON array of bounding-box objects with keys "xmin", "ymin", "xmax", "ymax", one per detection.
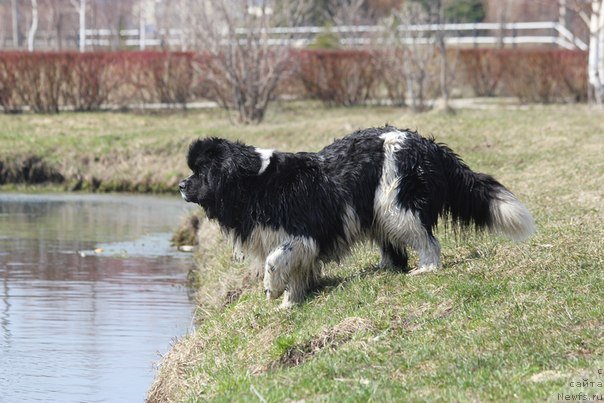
[
  {"xmin": 143, "ymin": 103, "xmax": 603, "ymax": 402},
  {"xmin": 3, "ymin": 102, "xmax": 602, "ymax": 401},
  {"xmin": 171, "ymin": 212, "xmax": 201, "ymax": 247}
]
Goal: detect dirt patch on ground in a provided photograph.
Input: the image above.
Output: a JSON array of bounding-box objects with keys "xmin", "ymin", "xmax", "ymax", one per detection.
[
  {"xmin": 0, "ymin": 155, "xmax": 64, "ymax": 184},
  {"xmin": 269, "ymin": 317, "xmax": 375, "ymax": 370},
  {"xmin": 171, "ymin": 213, "xmax": 201, "ymax": 247},
  {"xmin": 529, "ymin": 370, "xmax": 570, "ymax": 383}
]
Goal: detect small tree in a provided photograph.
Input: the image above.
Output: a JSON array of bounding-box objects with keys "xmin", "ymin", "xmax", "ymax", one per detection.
[
  {"xmin": 379, "ymin": 2, "xmax": 440, "ymax": 112},
  {"xmin": 569, "ymin": 0, "xmax": 604, "ymax": 104},
  {"xmin": 69, "ymin": 0, "xmax": 86, "ymax": 52},
  {"xmin": 587, "ymin": 0, "xmax": 604, "ymax": 104},
  {"xmin": 27, "ymin": 0, "xmax": 39, "ymax": 52},
  {"xmin": 183, "ymin": 0, "xmax": 310, "ymax": 124}
]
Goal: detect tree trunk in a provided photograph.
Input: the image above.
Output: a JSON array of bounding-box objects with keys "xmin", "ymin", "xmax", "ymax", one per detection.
[
  {"xmin": 588, "ymin": 0, "xmax": 604, "ymax": 104},
  {"xmin": 436, "ymin": 0, "xmax": 451, "ymax": 112},
  {"xmin": 139, "ymin": 2, "xmax": 146, "ymax": 50},
  {"xmin": 79, "ymin": 0, "xmax": 86, "ymax": 52},
  {"xmin": 71, "ymin": 0, "xmax": 86, "ymax": 52},
  {"xmin": 11, "ymin": 0, "xmax": 19, "ymax": 48},
  {"xmin": 27, "ymin": 0, "xmax": 38, "ymax": 52}
]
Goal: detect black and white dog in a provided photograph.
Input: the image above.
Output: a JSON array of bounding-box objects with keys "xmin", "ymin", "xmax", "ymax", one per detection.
[{"xmin": 180, "ymin": 126, "xmax": 534, "ymax": 308}]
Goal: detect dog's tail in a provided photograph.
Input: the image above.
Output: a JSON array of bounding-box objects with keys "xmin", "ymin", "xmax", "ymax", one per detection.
[{"xmin": 436, "ymin": 143, "xmax": 535, "ymax": 241}]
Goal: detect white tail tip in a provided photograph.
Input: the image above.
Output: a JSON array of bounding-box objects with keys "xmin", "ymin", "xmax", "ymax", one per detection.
[{"xmin": 490, "ymin": 190, "xmax": 535, "ymax": 242}]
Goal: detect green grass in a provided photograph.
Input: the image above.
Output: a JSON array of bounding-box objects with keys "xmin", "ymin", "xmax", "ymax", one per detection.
[
  {"xmin": 2, "ymin": 103, "xmax": 602, "ymax": 401},
  {"xmin": 146, "ymin": 103, "xmax": 603, "ymax": 402},
  {"xmin": 0, "ymin": 104, "xmax": 409, "ymax": 192}
]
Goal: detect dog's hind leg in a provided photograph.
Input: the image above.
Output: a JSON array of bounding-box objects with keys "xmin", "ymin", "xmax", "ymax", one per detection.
[
  {"xmin": 249, "ymin": 257, "xmax": 265, "ymax": 281},
  {"xmin": 408, "ymin": 233, "xmax": 441, "ymax": 275},
  {"xmin": 263, "ymin": 237, "xmax": 319, "ymax": 306},
  {"xmin": 379, "ymin": 241, "xmax": 409, "ymax": 271},
  {"xmin": 376, "ymin": 209, "xmax": 441, "ymax": 275}
]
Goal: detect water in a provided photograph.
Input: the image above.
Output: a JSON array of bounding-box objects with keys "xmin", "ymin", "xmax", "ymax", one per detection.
[{"xmin": 0, "ymin": 193, "xmax": 196, "ymax": 402}]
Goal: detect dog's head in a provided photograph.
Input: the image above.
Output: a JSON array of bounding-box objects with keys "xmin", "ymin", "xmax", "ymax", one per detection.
[
  {"xmin": 179, "ymin": 137, "xmax": 260, "ymax": 207},
  {"xmin": 179, "ymin": 137, "xmax": 230, "ymax": 206}
]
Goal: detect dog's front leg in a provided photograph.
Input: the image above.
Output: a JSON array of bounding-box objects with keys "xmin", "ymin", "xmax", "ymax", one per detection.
[
  {"xmin": 280, "ymin": 261, "xmax": 321, "ymax": 308},
  {"xmin": 263, "ymin": 238, "xmax": 319, "ymax": 307},
  {"xmin": 263, "ymin": 245, "xmax": 291, "ymax": 300}
]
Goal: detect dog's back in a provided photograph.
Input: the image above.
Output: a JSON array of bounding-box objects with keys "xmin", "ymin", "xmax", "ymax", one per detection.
[{"xmin": 181, "ymin": 126, "xmax": 534, "ymax": 307}]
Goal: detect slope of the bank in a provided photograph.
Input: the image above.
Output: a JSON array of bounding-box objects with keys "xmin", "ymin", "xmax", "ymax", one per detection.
[{"xmin": 147, "ymin": 105, "xmax": 604, "ymax": 401}]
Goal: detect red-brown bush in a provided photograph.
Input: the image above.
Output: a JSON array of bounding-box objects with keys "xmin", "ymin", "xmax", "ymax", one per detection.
[
  {"xmin": 0, "ymin": 51, "xmax": 197, "ymax": 113},
  {"xmin": 9, "ymin": 52, "xmax": 69, "ymax": 113},
  {"xmin": 373, "ymin": 48, "xmax": 407, "ymax": 107},
  {"xmin": 295, "ymin": 50, "xmax": 380, "ymax": 106},
  {"xmin": 0, "ymin": 54, "xmax": 21, "ymax": 112},
  {"xmin": 63, "ymin": 52, "xmax": 118, "ymax": 111},
  {"xmin": 460, "ymin": 48, "xmax": 587, "ymax": 102},
  {"xmin": 501, "ymin": 49, "xmax": 587, "ymax": 103},
  {"xmin": 151, "ymin": 52, "xmax": 195, "ymax": 107},
  {"xmin": 459, "ymin": 48, "xmax": 505, "ymax": 97},
  {"xmin": 0, "ymin": 48, "xmax": 590, "ymax": 114}
]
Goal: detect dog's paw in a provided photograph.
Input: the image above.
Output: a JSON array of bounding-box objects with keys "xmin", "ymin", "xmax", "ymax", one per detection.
[
  {"xmin": 263, "ymin": 262, "xmax": 286, "ymax": 300},
  {"xmin": 265, "ymin": 288, "xmax": 278, "ymax": 300},
  {"xmin": 279, "ymin": 299, "xmax": 295, "ymax": 309},
  {"xmin": 408, "ymin": 264, "xmax": 439, "ymax": 276}
]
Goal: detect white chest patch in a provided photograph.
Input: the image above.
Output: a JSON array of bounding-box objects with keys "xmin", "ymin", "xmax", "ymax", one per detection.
[{"xmin": 255, "ymin": 147, "xmax": 274, "ymax": 175}]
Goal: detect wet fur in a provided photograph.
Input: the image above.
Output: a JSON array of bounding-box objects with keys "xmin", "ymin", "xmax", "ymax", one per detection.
[{"xmin": 180, "ymin": 126, "xmax": 534, "ymax": 308}]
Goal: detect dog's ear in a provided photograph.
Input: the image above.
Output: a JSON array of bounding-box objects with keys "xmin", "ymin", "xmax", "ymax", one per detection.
[{"xmin": 187, "ymin": 138, "xmax": 226, "ymax": 172}]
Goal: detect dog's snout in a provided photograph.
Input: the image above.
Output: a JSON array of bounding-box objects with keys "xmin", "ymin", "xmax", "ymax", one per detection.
[
  {"xmin": 179, "ymin": 180, "xmax": 187, "ymax": 191},
  {"xmin": 179, "ymin": 179, "xmax": 190, "ymax": 202}
]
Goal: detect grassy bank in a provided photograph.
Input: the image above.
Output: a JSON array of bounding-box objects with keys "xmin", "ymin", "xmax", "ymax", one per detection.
[
  {"xmin": 0, "ymin": 103, "xmax": 420, "ymax": 192},
  {"xmin": 142, "ymin": 104, "xmax": 603, "ymax": 401},
  {"xmin": 2, "ymin": 104, "xmax": 601, "ymax": 400}
]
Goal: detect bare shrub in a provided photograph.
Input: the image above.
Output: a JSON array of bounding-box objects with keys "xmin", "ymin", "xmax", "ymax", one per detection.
[
  {"xmin": 62, "ymin": 52, "xmax": 115, "ymax": 111},
  {"xmin": 297, "ymin": 49, "xmax": 379, "ymax": 106},
  {"xmin": 15, "ymin": 53, "xmax": 68, "ymax": 113},
  {"xmin": 374, "ymin": 47, "xmax": 407, "ymax": 107},
  {"xmin": 182, "ymin": 0, "xmax": 311, "ymax": 123},
  {"xmin": 378, "ymin": 3, "xmax": 440, "ymax": 112},
  {"xmin": 459, "ymin": 48, "xmax": 505, "ymax": 97},
  {"xmin": 0, "ymin": 53, "xmax": 22, "ymax": 112},
  {"xmin": 150, "ymin": 52, "xmax": 195, "ymax": 108},
  {"xmin": 501, "ymin": 49, "xmax": 588, "ymax": 103}
]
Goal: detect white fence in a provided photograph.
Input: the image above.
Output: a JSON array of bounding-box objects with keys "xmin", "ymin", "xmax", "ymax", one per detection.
[
  {"xmin": 12, "ymin": 21, "xmax": 589, "ymax": 52},
  {"xmin": 231, "ymin": 21, "xmax": 587, "ymax": 50}
]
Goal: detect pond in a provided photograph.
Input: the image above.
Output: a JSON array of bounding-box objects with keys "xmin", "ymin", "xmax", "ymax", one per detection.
[{"xmin": 0, "ymin": 193, "xmax": 196, "ymax": 402}]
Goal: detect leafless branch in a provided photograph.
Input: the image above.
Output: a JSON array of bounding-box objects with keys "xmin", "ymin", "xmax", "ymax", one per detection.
[{"xmin": 185, "ymin": 0, "xmax": 311, "ymax": 123}]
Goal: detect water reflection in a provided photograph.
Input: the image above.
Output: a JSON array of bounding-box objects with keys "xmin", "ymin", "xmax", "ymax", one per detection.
[{"xmin": 0, "ymin": 193, "xmax": 195, "ymax": 403}]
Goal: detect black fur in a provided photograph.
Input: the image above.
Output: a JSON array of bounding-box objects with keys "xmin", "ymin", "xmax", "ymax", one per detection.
[{"xmin": 180, "ymin": 126, "xmax": 532, "ymax": 303}]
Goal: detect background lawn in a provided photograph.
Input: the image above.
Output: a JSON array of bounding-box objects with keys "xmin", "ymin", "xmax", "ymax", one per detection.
[{"xmin": 2, "ymin": 103, "xmax": 602, "ymax": 401}]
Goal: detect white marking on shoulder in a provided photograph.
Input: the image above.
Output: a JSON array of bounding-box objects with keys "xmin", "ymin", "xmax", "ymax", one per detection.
[
  {"xmin": 379, "ymin": 130, "xmax": 409, "ymax": 146},
  {"xmin": 255, "ymin": 147, "xmax": 274, "ymax": 175}
]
